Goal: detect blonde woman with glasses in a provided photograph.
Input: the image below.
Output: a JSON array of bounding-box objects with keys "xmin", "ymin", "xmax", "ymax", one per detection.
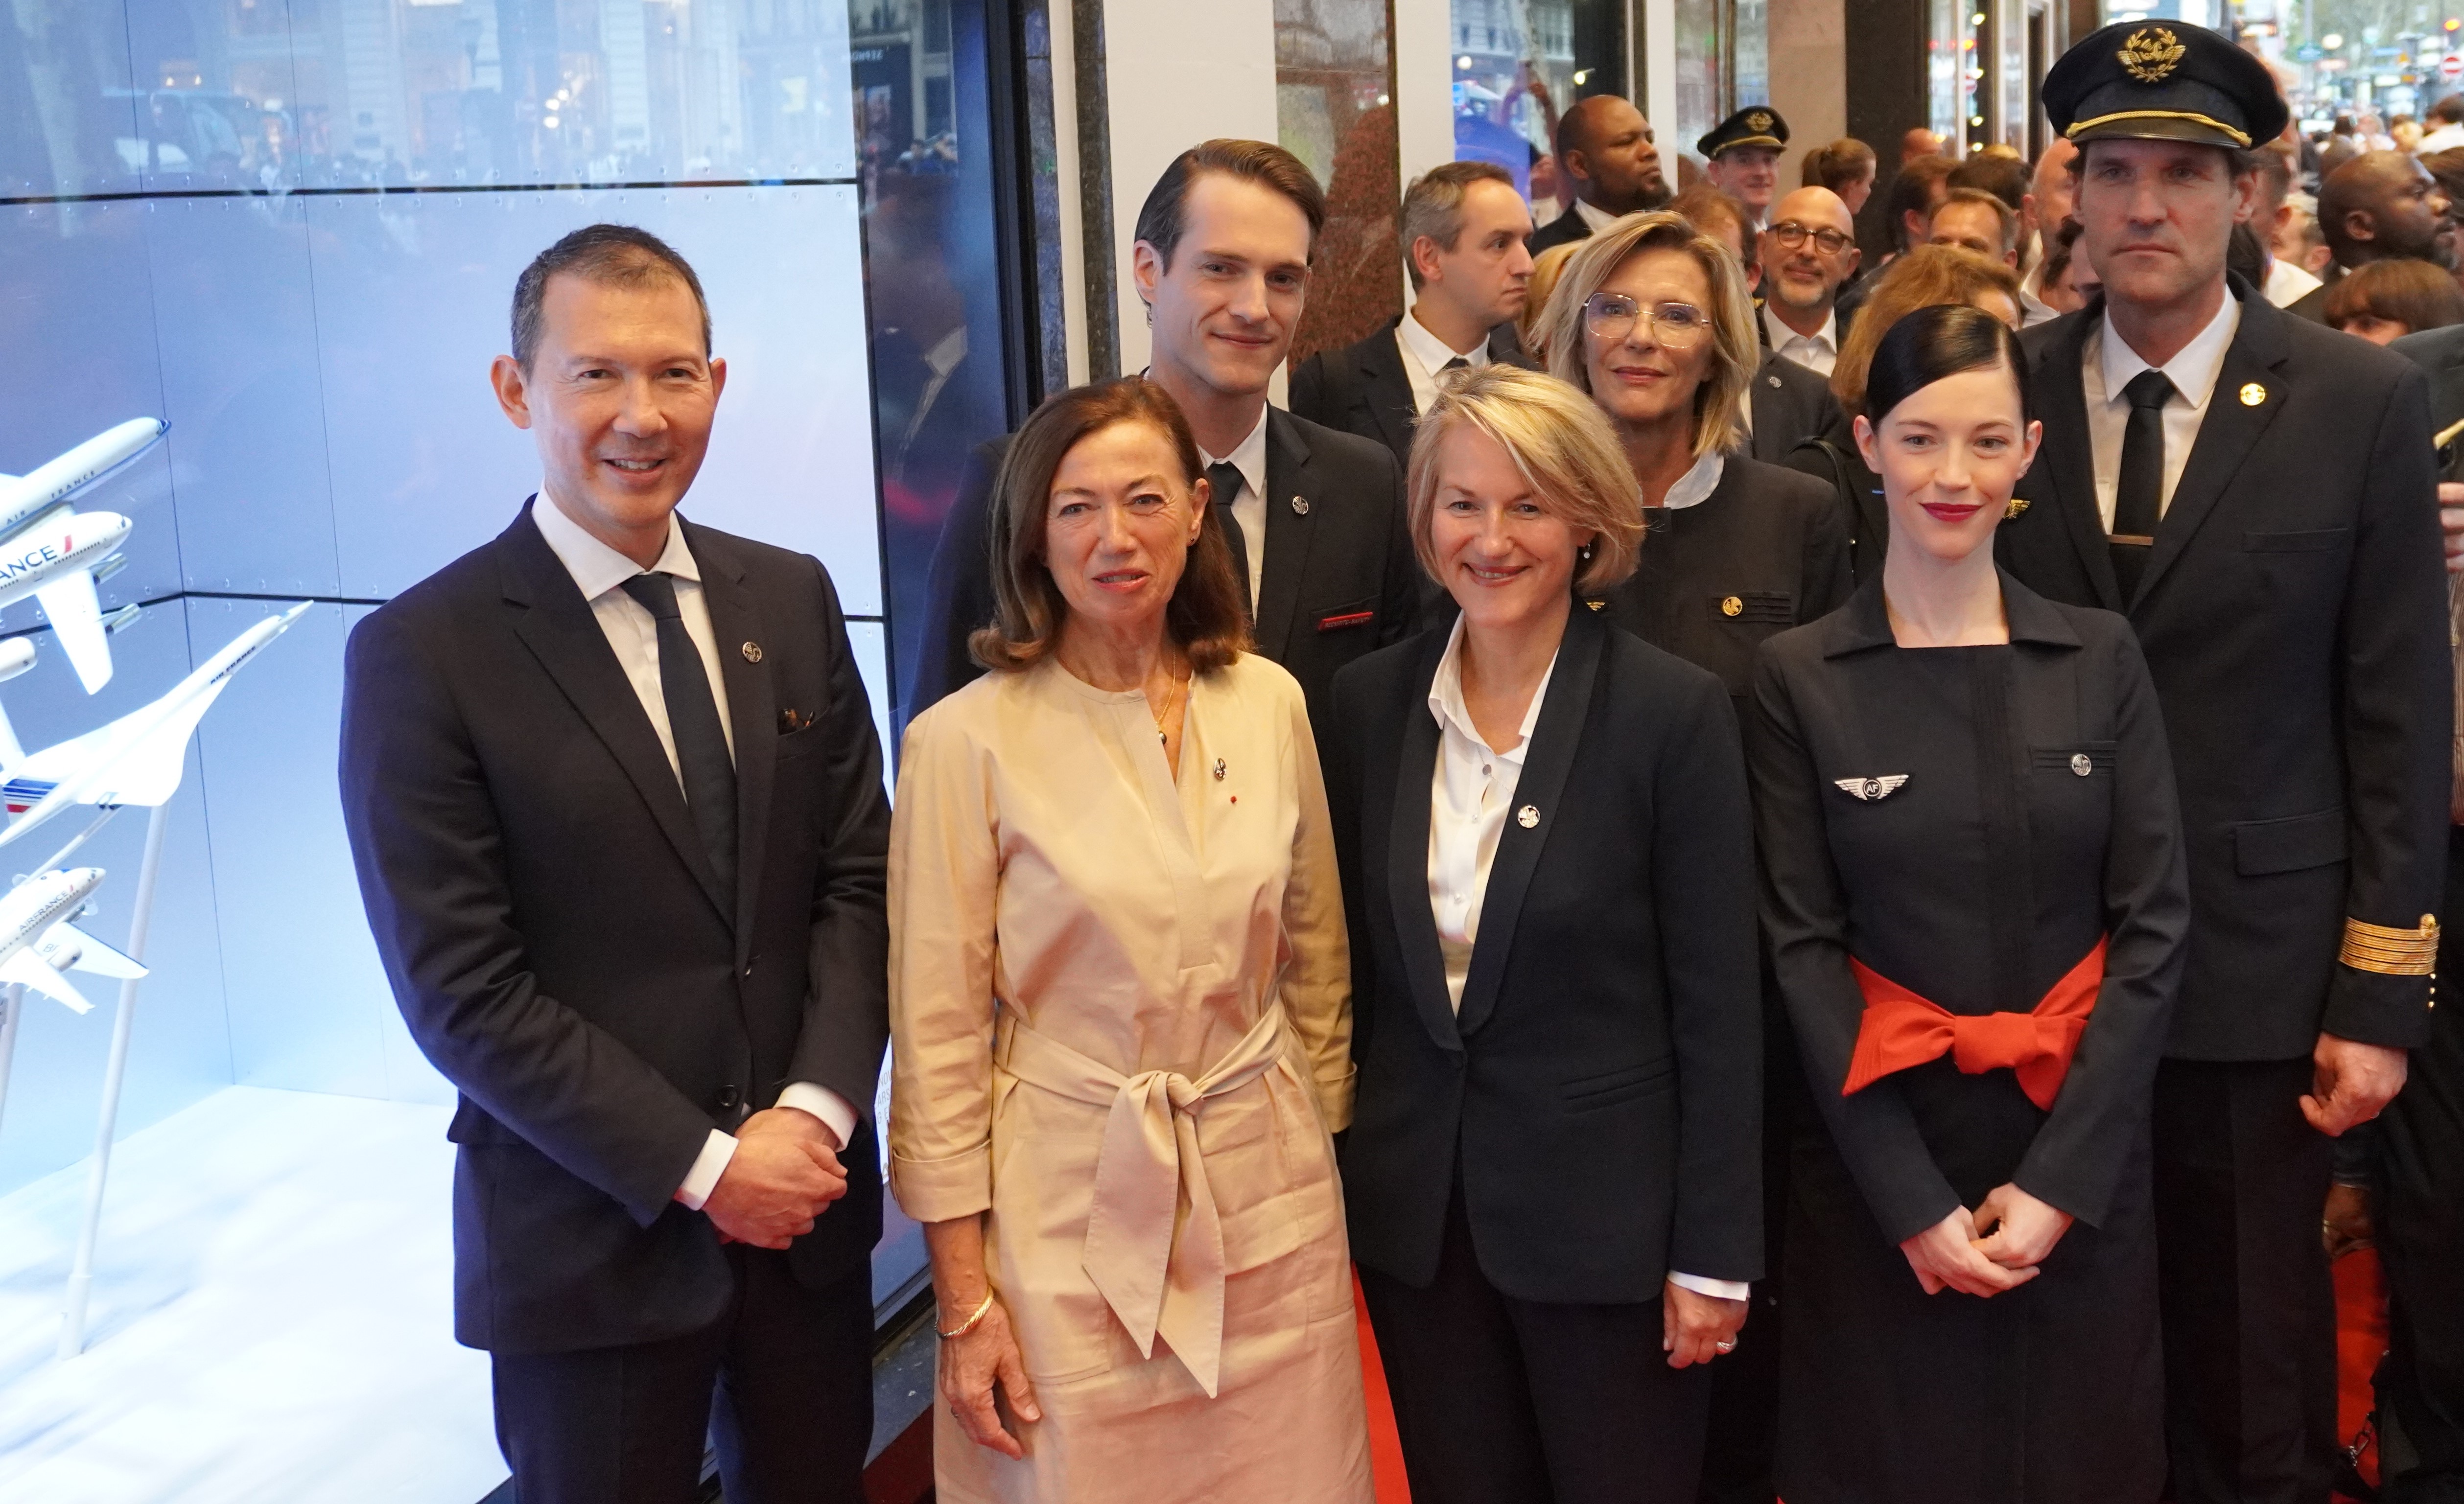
[{"xmin": 1537, "ymin": 210, "xmax": 1852, "ymax": 716}]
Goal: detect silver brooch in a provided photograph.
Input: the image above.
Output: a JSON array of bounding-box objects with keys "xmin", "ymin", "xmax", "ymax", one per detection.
[
  {"xmin": 2069, "ymin": 753, "xmax": 2093, "ymax": 777},
  {"xmin": 1291, "ymin": 495, "xmax": 1310, "ymax": 516},
  {"xmin": 1516, "ymin": 805, "xmax": 1540, "ymax": 828},
  {"xmin": 1835, "ymin": 775, "xmax": 1910, "ymax": 801},
  {"xmin": 741, "ymin": 641, "xmax": 763, "ymax": 663},
  {"xmin": 1212, "ymin": 758, "xmax": 1227, "ymax": 781}
]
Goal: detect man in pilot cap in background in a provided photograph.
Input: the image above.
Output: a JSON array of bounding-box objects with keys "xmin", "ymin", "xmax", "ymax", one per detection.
[
  {"xmin": 1700, "ymin": 106, "xmax": 1788, "ymax": 232},
  {"xmin": 2001, "ymin": 23, "xmax": 2450, "ymax": 1504}
]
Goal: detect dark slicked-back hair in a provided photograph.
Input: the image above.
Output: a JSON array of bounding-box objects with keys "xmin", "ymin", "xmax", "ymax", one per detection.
[
  {"xmin": 512, "ymin": 223, "xmax": 710, "ymax": 371},
  {"xmin": 1863, "ymin": 301, "xmax": 2030, "ymax": 427},
  {"xmin": 1948, "ymin": 152, "xmax": 2029, "ymax": 211},
  {"xmin": 1887, "ymin": 155, "xmax": 1958, "ymax": 253},
  {"xmin": 1803, "ymin": 138, "xmax": 1877, "ymax": 191},
  {"xmin": 1133, "ymin": 139, "xmax": 1326, "ymax": 271}
]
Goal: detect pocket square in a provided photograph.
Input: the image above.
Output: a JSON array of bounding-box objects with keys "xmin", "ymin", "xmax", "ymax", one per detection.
[
  {"xmin": 1835, "ymin": 775, "xmax": 1909, "ymax": 801},
  {"xmin": 778, "ymin": 708, "xmax": 814, "ymax": 734}
]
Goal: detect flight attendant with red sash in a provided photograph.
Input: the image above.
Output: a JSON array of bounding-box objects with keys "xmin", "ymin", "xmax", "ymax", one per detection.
[{"xmin": 1747, "ymin": 304, "xmax": 2191, "ymax": 1503}]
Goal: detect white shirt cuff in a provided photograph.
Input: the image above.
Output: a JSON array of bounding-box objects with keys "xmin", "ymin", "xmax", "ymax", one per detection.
[
  {"xmin": 774, "ymin": 1082, "xmax": 857, "ymax": 1150},
  {"xmin": 674, "ymin": 1129, "xmax": 737, "ymax": 1210},
  {"xmin": 1668, "ymin": 1272, "xmax": 1752, "ymax": 1302}
]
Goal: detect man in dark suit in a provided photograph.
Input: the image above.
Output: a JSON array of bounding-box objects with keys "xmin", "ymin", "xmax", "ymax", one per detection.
[
  {"xmin": 2284, "ymin": 150, "xmax": 2452, "ymax": 323},
  {"xmin": 912, "ymin": 139, "xmax": 1421, "ymax": 734},
  {"xmin": 1672, "ymin": 183, "xmax": 1849, "ymax": 460},
  {"xmin": 339, "ymin": 225, "xmax": 891, "ymax": 1504},
  {"xmin": 1527, "ymin": 94, "xmax": 1672, "ymax": 256},
  {"xmin": 2006, "ymin": 31, "xmax": 2449, "ymax": 1504},
  {"xmin": 1289, "ymin": 160, "xmax": 1541, "ymax": 469}
]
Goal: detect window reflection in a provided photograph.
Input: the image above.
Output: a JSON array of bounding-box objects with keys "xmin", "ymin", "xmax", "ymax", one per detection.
[
  {"xmin": 1277, "ymin": 0, "xmax": 1402, "ymax": 368},
  {"xmin": 1449, "ymin": 0, "xmax": 1622, "ymax": 212}
]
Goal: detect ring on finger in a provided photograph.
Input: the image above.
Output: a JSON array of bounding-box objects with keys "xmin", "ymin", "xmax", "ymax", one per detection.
[{"xmin": 1714, "ymin": 1340, "xmax": 1736, "ymax": 1353}]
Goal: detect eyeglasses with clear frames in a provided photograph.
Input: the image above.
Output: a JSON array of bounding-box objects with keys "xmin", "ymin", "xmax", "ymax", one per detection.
[
  {"xmin": 1768, "ymin": 222, "xmax": 1854, "ymax": 255},
  {"xmin": 1583, "ymin": 293, "xmax": 1713, "ymax": 348}
]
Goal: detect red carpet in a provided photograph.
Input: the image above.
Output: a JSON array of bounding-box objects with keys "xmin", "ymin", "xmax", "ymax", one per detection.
[
  {"xmin": 2334, "ymin": 1247, "xmax": 2391, "ymax": 1501},
  {"xmin": 1354, "ymin": 1273, "xmax": 1413, "ymax": 1502}
]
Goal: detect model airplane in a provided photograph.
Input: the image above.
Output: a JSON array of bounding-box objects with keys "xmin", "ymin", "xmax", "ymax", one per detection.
[
  {"xmin": 0, "ymin": 419, "xmax": 165, "ymax": 537},
  {"xmin": 0, "ymin": 866, "xmax": 145, "ymax": 1015},
  {"xmin": 0, "ymin": 602, "xmax": 310, "ymax": 849},
  {"xmin": 0, "ymin": 513, "xmax": 134, "ymax": 694}
]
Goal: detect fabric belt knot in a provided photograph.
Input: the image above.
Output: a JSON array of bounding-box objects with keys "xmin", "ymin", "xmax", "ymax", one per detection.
[
  {"xmin": 1841, "ymin": 939, "xmax": 2107, "ymax": 1111},
  {"xmin": 993, "ymin": 1003, "xmax": 1295, "ymax": 1398}
]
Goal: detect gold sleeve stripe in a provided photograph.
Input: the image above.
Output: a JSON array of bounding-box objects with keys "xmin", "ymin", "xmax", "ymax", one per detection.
[{"xmin": 2340, "ymin": 915, "xmax": 2442, "ymax": 977}]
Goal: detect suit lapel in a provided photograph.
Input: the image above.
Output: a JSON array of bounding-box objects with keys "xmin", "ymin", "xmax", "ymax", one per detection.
[
  {"xmin": 499, "ymin": 505, "xmax": 731, "ymax": 922},
  {"xmin": 1385, "ymin": 632, "xmax": 1463, "ymax": 1054},
  {"xmin": 1455, "ymin": 609, "xmax": 1605, "ymax": 1036},
  {"xmin": 687, "ymin": 523, "xmax": 776, "ymax": 956},
  {"xmin": 1256, "ymin": 410, "xmax": 1319, "ymax": 659},
  {"xmin": 2031, "ymin": 310, "xmax": 2124, "ymax": 611},
  {"xmin": 1488, "ymin": 322, "xmax": 1541, "ymax": 371},
  {"xmin": 2136, "ymin": 291, "xmax": 2291, "ymax": 606},
  {"xmin": 1357, "ymin": 322, "xmax": 1419, "ymax": 461}
]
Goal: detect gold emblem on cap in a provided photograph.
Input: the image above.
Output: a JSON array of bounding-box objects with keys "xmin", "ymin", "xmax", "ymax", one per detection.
[
  {"xmin": 2118, "ymin": 26, "xmax": 2186, "ymax": 83},
  {"xmin": 1746, "ymin": 110, "xmax": 1774, "ymax": 133},
  {"xmin": 1721, "ymin": 595, "xmax": 1744, "ymax": 617},
  {"xmin": 2239, "ymin": 381, "xmax": 2266, "ymax": 407}
]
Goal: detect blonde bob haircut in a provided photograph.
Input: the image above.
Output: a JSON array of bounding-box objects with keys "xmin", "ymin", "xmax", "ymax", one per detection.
[
  {"xmin": 1538, "ymin": 209, "xmax": 1757, "ymax": 462},
  {"xmin": 1406, "ymin": 364, "xmax": 1645, "ymax": 598}
]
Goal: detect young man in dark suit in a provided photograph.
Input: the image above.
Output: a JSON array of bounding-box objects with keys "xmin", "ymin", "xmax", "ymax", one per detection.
[
  {"xmin": 1288, "ymin": 160, "xmax": 1541, "ymax": 469},
  {"xmin": 339, "ymin": 225, "xmax": 891, "ymax": 1504},
  {"xmin": 1526, "ymin": 94, "xmax": 1672, "ymax": 256},
  {"xmin": 2005, "ymin": 29, "xmax": 2449, "ymax": 1504},
  {"xmin": 911, "ymin": 139, "xmax": 1422, "ymax": 734}
]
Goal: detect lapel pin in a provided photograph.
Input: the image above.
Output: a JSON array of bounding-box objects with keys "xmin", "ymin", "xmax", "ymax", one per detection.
[
  {"xmin": 2239, "ymin": 381, "xmax": 2266, "ymax": 407},
  {"xmin": 741, "ymin": 641, "xmax": 763, "ymax": 663},
  {"xmin": 1766, "ymin": 374, "xmax": 1781, "ymax": 388},
  {"xmin": 2070, "ymin": 752, "xmax": 2093, "ymax": 776},
  {"xmin": 1516, "ymin": 805, "xmax": 1540, "ymax": 829},
  {"xmin": 1291, "ymin": 495, "xmax": 1310, "ymax": 516},
  {"xmin": 1835, "ymin": 775, "xmax": 1910, "ymax": 801},
  {"xmin": 1212, "ymin": 758, "xmax": 1227, "ymax": 781}
]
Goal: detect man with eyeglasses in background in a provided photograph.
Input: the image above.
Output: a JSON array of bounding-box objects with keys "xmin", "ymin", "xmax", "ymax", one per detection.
[{"xmin": 1758, "ymin": 186, "xmax": 1862, "ymax": 376}]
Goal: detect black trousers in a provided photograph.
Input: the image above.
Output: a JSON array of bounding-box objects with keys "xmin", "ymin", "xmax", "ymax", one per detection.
[
  {"xmin": 490, "ymin": 1245, "xmax": 872, "ymax": 1504},
  {"xmin": 1358, "ymin": 1182, "xmax": 1713, "ymax": 1504},
  {"xmin": 2377, "ymin": 829, "xmax": 2464, "ymax": 1502},
  {"xmin": 2153, "ymin": 1055, "xmax": 2338, "ymax": 1504}
]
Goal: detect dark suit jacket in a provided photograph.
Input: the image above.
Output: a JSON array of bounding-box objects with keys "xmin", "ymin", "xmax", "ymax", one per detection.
[
  {"xmin": 1287, "ymin": 317, "xmax": 1541, "ymax": 470},
  {"xmin": 910, "ymin": 406, "xmax": 1422, "ymax": 736},
  {"xmin": 1999, "ymin": 281, "xmax": 2450, "ymax": 1059},
  {"xmin": 2392, "ymin": 321, "xmax": 2464, "ymax": 433},
  {"xmin": 1527, "ymin": 203, "xmax": 1594, "ymax": 256},
  {"xmin": 2284, "ymin": 260, "xmax": 2343, "ymax": 324},
  {"xmin": 1326, "ymin": 606, "xmax": 1763, "ymax": 1301},
  {"xmin": 1749, "ymin": 348, "xmax": 1845, "ymax": 464},
  {"xmin": 339, "ymin": 504, "xmax": 892, "ymax": 1354}
]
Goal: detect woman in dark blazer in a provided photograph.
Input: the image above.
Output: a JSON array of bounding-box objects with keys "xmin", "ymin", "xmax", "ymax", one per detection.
[
  {"xmin": 1749, "ymin": 306, "xmax": 2189, "ymax": 1503},
  {"xmin": 1533, "ymin": 208, "xmax": 1852, "ymax": 712},
  {"xmin": 1326, "ymin": 364, "xmax": 1763, "ymax": 1504}
]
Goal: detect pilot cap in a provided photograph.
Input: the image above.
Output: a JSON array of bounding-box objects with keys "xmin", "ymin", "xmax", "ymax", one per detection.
[
  {"xmin": 1697, "ymin": 106, "xmax": 1789, "ymax": 160},
  {"xmin": 2042, "ymin": 21, "xmax": 2288, "ymax": 151}
]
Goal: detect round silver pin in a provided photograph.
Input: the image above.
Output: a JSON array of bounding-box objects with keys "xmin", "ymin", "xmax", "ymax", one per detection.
[
  {"xmin": 2069, "ymin": 752, "xmax": 2092, "ymax": 777},
  {"xmin": 741, "ymin": 642, "xmax": 763, "ymax": 664},
  {"xmin": 1291, "ymin": 495, "xmax": 1311, "ymax": 516},
  {"xmin": 1212, "ymin": 758, "xmax": 1227, "ymax": 781},
  {"xmin": 1516, "ymin": 805, "xmax": 1540, "ymax": 829}
]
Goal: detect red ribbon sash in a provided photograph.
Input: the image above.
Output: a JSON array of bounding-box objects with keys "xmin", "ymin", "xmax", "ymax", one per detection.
[{"xmin": 1841, "ymin": 939, "xmax": 2107, "ymax": 1111}]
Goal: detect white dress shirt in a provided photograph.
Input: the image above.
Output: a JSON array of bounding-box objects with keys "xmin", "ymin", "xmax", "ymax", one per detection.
[
  {"xmin": 1573, "ymin": 196, "xmax": 1622, "ymax": 235},
  {"xmin": 1422, "ymin": 616, "xmax": 1749, "ymax": 1303},
  {"xmin": 2263, "ymin": 257, "xmax": 2323, "ymax": 309},
  {"xmin": 1395, "ymin": 305, "xmax": 1492, "ymax": 416},
  {"xmin": 1659, "ymin": 449, "xmax": 1727, "ymax": 511},
  {"xmin": 1761, "ymin": 302, "xmax": 1840, "ymax": 377},
  {"xmin": 1199, "ymin": 406, "xmax": 1271, "ymax": 609},
  {"xmin": 532, "ymin": 490, "xmax": 858, "ymax": 1209},
  {"xmin": 2081, "ymin": 292, "xmax": 2242, "ymax": 532}
]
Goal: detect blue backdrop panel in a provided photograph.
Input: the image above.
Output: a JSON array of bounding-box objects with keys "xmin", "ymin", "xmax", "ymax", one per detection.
[
  {"xmin": 313, "ymin": 184, "xmax": 883, "ymax": 615},
  {"xmin": 0, "ymin": 606, "xmax": 235, "ymax": 1200},
  {"xmin": 144, "ymin": 195, "xmax": 341, "ymax": 598},
  {"xmin": 0, "ymin": 5, "xmax": 141, "ymax": 198}
]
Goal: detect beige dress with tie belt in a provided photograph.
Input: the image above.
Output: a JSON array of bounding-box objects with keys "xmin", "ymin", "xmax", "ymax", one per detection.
[{"xmin": 888, "ymin": 652, "xmax": 1369, "ymax": 1504}]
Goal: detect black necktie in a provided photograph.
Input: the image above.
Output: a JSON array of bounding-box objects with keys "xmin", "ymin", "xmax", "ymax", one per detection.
[
  {"xmin": 621, "ymin": 573, "xmax": 737, "ymax": 913},
  {"xmin": 2110, "ymin": 369, "xmax": 2175, "ymax": 602},
  {"xmin": 1440, "ymin": 356, "xmax": 1470, "ymax": 373},
  {"xmin": 1207, "ymin": 460, "xmax": 1253, "ymax": 620}
]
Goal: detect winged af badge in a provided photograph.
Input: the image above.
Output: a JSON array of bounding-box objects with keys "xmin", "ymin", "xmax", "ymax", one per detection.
[
  {"xmin": 2117, "ymin": 26, "xmax": 2185, "ymax": 83},
  {"xmin": 1835, "ymin": 775, "xmax": 1910, "ymax": 801}
]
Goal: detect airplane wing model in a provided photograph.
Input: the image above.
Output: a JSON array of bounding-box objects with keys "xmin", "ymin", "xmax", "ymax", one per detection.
[
  {"xmin": 3, "ymin": 919, "xmax": 147, "ymax": 1016},
  {"xmin": 35, "ymin": 565, "xmax": 109, "ymax": 694}
]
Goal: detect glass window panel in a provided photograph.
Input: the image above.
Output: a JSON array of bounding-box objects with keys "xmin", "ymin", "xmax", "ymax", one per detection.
[
  {"xmin": 1450, "ymin": 0, "xmax": 1623, "ymax": 208},
  {"xmin": 1277, "ymin": 0, "xmax": 1400, "ymax": 368}
]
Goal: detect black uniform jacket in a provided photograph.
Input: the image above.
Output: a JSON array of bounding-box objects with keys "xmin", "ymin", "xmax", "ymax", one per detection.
[
  {"xmin": 2391, "ymin": 320, "xmax": 2464, "ymax": 429},
  {"xmin": 339, "ymin": 504, "xmax": 892, "ymax": 1353},
  {"xmin": 910, "ymin": 406, "xmax": 1422, "ymax": 734},
  {"xmin": 1749, "ymin": 574, "xmax": 2189, "ymax": 1240},
  {"xmin": 1999, "ymin": 279, "xmax": 2450, "ymax": 1058},
  {"xmin": 1748, "ymin": 349, "xmax": 1846, "ymax": 465},
  {"xmin": 1325, "ymin": 605, "xmax": 1763, "ymax": 1300},
  {"xmin": 1526, "ymin": 202, "xmax": 1593, "ymax": 256},
  {"xmin": 1595, "ymin": 453, "xmax": 1854, "ymax": 714},
  {"xmin": 1287, "ymin": 317, "xmax": 1541, "ymax": 470}
]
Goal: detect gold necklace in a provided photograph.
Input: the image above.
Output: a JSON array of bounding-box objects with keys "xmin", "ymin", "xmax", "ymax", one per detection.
[{"xmin": 1150, "ymin": 666, "xmax": 1187, "ymax": 744}]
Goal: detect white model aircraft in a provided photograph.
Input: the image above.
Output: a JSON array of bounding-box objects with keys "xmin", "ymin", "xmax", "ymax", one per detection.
[
  {"xmin": 0, "ymin": 602, "xmax": 310, "ymax": 849},
  {"xmin": 0, "ymin": 513, "xmax": 135, "ymax": 694},
  {"xmin": 0, "ymin": 419, "xmax": 165, "ymax": 537},
  {"xmin": 0, "ymin": 866, "xmax": 146, "ymax": 1015}
]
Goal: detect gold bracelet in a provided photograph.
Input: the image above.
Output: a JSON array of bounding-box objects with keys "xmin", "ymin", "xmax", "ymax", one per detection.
[
  {"xmin": 2340, "ymin": 915, "xmax": 2443, "ymax": 977},
  {"xmin": 937, "ymin": 1290, "xmax": 996, "ymax": 1341}
]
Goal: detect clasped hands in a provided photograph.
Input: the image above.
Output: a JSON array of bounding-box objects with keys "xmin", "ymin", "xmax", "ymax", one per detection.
[
  {"xmin": 702, "ymin": 1106, "xmax": 848, "ymax": 1249},
  {"xmin": 1899, "ymin": 1182, "xmax": 2073, "ymax": 1298}
]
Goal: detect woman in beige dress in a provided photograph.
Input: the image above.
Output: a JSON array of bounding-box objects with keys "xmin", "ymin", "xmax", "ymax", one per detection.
[{"xmin": 888, "ymin": 376, "xmax": 1370, "ymax": 1503}]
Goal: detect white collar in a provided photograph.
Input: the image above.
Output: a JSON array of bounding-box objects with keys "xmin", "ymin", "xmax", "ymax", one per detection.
[
  {"xmin": 1573, "ymin": 197, "xmax": 1622, "ymax": 233},
  {"xmin": 1761, "ymin": 300, "xmax": 1837, "ymax": 353},
  {"xmin": 1398, "ymin": 305, "xmax": 1492, "ymax": 374},
  {"xmin": 1426, "ymin": 612, "xmax": 1557, "ymax": 764},
  {"xmin": 533, "ymin": 487, "xmax": 702, "ymax": 600},
  {"xmin": 2097, "ymin": 288, "xmax": 2242, "ymax": 414},
  {"xmin": 1198, "ymin": 403, "xmax": 1272, "ymax": 502},
  {"xmin": 1661, "ymin": 448, "xmax": 1727, "ymax": 511}
]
